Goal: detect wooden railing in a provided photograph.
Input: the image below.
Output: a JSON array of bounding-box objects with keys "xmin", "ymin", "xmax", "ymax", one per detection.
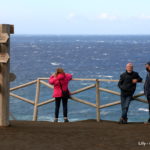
[{"xmin": 10, "ymin": 78, "xmax": 147, "ymax": 122}]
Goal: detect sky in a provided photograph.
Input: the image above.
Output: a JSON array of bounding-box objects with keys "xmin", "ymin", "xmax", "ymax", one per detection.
[{"xmin": 1, "ymin": 0, "xmax": 150, "ymax": 34}]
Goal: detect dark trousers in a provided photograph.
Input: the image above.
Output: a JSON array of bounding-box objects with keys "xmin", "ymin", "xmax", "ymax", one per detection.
[
  {"xmin": 55, "ymin": 97, "xmax": 68, "ymax": 118},
  {"xmin": 148, "ymin": 102, "xmax": 150, "ymax": 118},
  {"xmin": 146, "ymin": 96, "xmax": 150, "ymax": 118},
  {"xmin": 121, "ymin": 95, "xmax": 132, "ymax": 119}
]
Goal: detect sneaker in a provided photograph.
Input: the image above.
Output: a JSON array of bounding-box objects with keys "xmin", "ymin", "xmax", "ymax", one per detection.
[
  {"xmin": 119, "ymin": 118, "xmax": 128, "ymax": 124},
  {"xmin": 64, "ymin": 119, "xmax": 69, "ymax": 123},
  {"xmin": 54, "ymin": 118, "xmax": 58, "ymax": 122}
]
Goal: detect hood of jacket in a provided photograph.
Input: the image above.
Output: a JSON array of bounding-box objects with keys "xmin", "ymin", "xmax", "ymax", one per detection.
[{"xmin": 56, "ymin": 73, "xmax": 66, "ymax": 80}]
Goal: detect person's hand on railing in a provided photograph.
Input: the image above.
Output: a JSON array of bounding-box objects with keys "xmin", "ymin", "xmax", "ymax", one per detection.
[{"xmin": 132, "ymin": 79, "xmax": 138, "ymax": 84}]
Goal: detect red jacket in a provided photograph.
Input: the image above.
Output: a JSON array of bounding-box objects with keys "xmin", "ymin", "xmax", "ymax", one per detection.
[{"xmin": 49, "ymin": 73, "xmax": 72, "ymax": 97}]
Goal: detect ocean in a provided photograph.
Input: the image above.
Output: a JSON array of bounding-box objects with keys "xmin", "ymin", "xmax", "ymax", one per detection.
[{"xmin": 10, "ymin": 35, "xmax": 150, "ymax": 122}]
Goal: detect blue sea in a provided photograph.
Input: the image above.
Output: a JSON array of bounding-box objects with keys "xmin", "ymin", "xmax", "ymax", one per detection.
[{"xmin": 10, "ymin": 35, "xmax": 150, "ymax": 122}]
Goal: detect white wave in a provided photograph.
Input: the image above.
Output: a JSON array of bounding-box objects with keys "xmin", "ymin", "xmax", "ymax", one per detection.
[
  {"xmin": 31, "ymin": 45, "xmax": 37, "ymax": 48},
  {"xmin": 51, "ymin": 62, "xmax": 61, "ymax": 66},
  {"xmin": 78, "ymin": 109, "xmax": 92, "ymax": 113},
  {"xmin": 16, "ymin": 45, "xmax": 30, "ymax": 48},
  {"xmin": 103, "ymin": 75, "xmax": 113, "ymax": 78},
  {"xmin": 38, "ymin": 116, "xmax": 52, "ymax": 121},
  {"xmin": 97, "ymin": 75, "xmax": 113, "ymax": 78},
  {"xmin": 114, "ymin": 40, "xmax": 123, "ymax": 43},
  {"xmin": 69, "ymin": 118, "xmax": 80, "ymax": 122},
  {"xmin": 37, "ymin": 116, "xmax": 79, "ymax": 122},
  {"xmin": 97, "ymin": 75, "xmax": 102, "ymax": 78},
  {"xmin": 100, "ymin": 111, "xmax": 110, "ymax": 115},
  {"xmin": 133, "ymin": 41, "xmax": 138, "ymax": 44},
  {"xmin": 103, "ymin": 53, "xmax": 108, "ymax": 56},
  {"xmin": 88, "ymin": 46, "xmax": 92, "ymax": 49},
  {"xmin": 81, "ymin": 83, "xmax": 91, "ymax": 86},
  {"xmin": 38, "ymin": 40, "xmax": 43, "ymax": 42},
  {"xmin": 33, "ymin": 51, "xmax": 38, "ymax": 54},
  {"xmin": 69, "ymin": 109, "xmax": 91, "ymax": 114},
  {"xmin": 138, "ymin": 108, "xmax": 149, "ymax": 112},
  {"xmin": 91, "ymin": 58, "xmax": 101, "ymax": 61},
  {"xmin": 96, "ymin": 40, "xmax": 104, "ymax": 43},
  {"xmin": 95, "ymin": 58, "xmax": 101, "ymax": 60}
]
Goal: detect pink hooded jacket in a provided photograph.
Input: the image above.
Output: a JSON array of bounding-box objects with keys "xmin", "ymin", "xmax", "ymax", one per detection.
[{"xmin": 49, "ymin": 73, "xmax": 72, "ymax": 98}]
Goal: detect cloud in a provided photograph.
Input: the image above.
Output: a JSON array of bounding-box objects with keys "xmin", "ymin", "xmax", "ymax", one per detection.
[
  {"xmin": 66, "ymin": 13, "xmax": 77, "ymax": 20},
  {"xmin": 97, "ymin": 13, "xmax": 118, "ymax": 21},
  {"xmin": 65, "ymin": 12, "xmax": 120, "ymax": 22},
  {"xmin": 138, "ymin": 14, "xmax": 150, "ymax": 20}
]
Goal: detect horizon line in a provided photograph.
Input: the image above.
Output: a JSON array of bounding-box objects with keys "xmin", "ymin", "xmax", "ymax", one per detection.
[{"xmin": 12, "ymin": 34, "xmax": 150, "ymax": 36}]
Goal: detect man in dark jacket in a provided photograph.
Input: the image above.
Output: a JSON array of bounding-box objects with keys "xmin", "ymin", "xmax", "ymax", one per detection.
[
  {"xmin": 118, "ymin": 63, "xmax": 142, "ymax": 124},
  {"xmin": 144, "ymin": 61, "xmax": 150, "ymax": 123}
]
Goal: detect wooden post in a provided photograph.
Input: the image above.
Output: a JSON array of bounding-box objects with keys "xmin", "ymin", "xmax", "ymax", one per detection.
[
  {"xmin": 96, "ymin": 79, "xmax": 100, "ymax": 122},
  {"xmin": 33, "ymin": 79, "xmax": 40, "ymax": 121},
  {"xmin": 0, "ymin": 24, "xmax": 14, "ymax": 126}
]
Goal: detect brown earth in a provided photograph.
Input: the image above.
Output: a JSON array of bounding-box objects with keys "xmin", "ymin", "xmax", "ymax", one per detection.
[{"xmin": 0, "ymin": 120, "xmax": 150, "ymax": 150}]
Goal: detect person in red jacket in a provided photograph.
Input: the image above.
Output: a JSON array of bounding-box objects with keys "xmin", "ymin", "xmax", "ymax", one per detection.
[{"xmin": 49, "ymin": 68, "xmax": 72, "ymax": 122}]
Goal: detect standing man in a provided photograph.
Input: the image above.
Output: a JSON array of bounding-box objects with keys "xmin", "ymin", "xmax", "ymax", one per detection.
[
  {"xmin": 144, "ymin": 62, "xmax": 150, "ymax": 123},
  {"xmin": 118, "ymin": 63, "xmax": 142, "ymax": 124}
]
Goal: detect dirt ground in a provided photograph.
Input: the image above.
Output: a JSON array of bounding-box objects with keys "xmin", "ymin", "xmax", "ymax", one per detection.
[{"xmin": 0, "ymin": 120, "xmax": 150, "ymax": 150}]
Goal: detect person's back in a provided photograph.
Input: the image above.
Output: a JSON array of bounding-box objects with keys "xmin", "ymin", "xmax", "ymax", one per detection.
[
  {"xmin": 49, "ymin": 68, "xmax": 72, "ymax": 122},
  {"xmin": 49, "ymin": 72, "xmax": 72, "ymax": 98}
]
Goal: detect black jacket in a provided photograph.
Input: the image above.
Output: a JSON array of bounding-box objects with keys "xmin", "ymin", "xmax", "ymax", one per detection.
[
  {"xmin": 144, "ymin": 72, "xmax": 150, "ymax": 98},
  {"xmin": 118, "ymin": 71, "xmax": 142, "ymax": 96}
]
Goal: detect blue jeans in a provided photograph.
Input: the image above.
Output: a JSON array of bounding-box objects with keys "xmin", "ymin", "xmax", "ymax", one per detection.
[
  {"xmin": 55, "ymin": 97, "xmax": 68, "ymax": 118},
  {"xmin": 121, "ymin": 95, "xmax": 132, "ymax": 119}
]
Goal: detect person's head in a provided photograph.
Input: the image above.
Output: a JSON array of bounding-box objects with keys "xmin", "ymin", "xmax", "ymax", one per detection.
[
  {"xmin": 126, "ymin": 63, "xmax": 133, "ymax": 73},
  {"xmin": 55, "ymin": 68, "xmax": 65, "ymax": 76},
  {"xmin": 145, "ymin": 61, "xmax": 150, "ymax": 72}
]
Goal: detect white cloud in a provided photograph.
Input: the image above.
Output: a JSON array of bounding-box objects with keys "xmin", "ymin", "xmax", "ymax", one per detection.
[
  {"xmin": 66, "ymin": 13, "xmax": 76, "ymax": 20},
  {"xmin": 138, "ymin": 14, "xmax": 150, "ymax": 20},
  {"xmin": 66, "ymin": 12, "xmax": 119, "ymax": 22},
  {"xmin": 97, "ymin": 13, "xmax": 118, "ymax": 21}
]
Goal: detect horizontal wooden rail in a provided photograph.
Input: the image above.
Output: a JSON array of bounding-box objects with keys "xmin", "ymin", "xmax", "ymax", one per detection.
[
  {"xmin": 72, "ymin": 78, "xmax": 97, "ymax": 81},
  {"xmin": 134, "ymin": 97, "xmax": 148, "ymax": 103},
  {"xmin": 10, "ymin": 80, "xmax": 37, "ymax": 91},
  {"xmin": 70, "ymin": 96, "xmax": 97, "ymax": 108},
  {"xmin": 40, "ymin": 80, "xmax": 54, "ymax": 89},
  {"xmin": 10, "ymin": 93, "xmax": 34, "ymax": 105},
  {"xmin": 37, "ymin": 77, "xmax": 49, "ymax": 80},
  {"xmin": 98, "ymin": 79, "xmax": 118, "ymax": 82},
  {"xmin": 100, "ymin": 101, "xmax": 121, "ymax": 109},
  {"xmin": 133, "ymin": 93, "xmax": 145, "ymax": 98},
  {"xmin": 99, "ymin": 87, "xmax": 120, "ymax": 96},
  {"xmin": 71, "ymin": 84, "xmax": 96, "ymax": 95},
  {"xmin": 38, "ymin": 78, "xmax": 119, "ymax": 82},
  {"xmin": 37, "ymin": 98, "xmax": 55, "ymax": 107}
]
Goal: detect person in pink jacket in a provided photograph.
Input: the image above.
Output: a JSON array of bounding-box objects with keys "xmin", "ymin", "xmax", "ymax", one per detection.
[{"xmin": 49, "ymin": 68, "xmax": 72, "ymax": 122}]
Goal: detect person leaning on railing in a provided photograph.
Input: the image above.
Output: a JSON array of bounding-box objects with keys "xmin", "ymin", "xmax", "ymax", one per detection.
[
  {"xmin": 118, "ymin": 63, "xmax": 142, "ymax": 124},
  {"xmin": 144, "ymin": 61, "xmax": 150, "ymax": 124},
  {"xmin": 49, "ymin": 68, "xmax": 72, "ymax": 123}
]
